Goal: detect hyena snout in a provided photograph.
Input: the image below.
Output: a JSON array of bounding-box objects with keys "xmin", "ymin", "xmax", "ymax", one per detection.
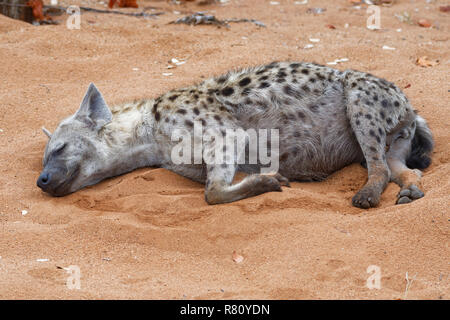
[
  {"xmin": 37, "ymin": 166, "xmax": 74, "ymax": 196},
  {"xmin": 37, "ymin": 171, "xmax": 51, "ymax": 190}
]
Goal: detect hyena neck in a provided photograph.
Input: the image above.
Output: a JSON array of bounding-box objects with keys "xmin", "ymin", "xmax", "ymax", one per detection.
[{"xmin": 99, "ymin": 99, "xmax": 162, "ymax": 176}]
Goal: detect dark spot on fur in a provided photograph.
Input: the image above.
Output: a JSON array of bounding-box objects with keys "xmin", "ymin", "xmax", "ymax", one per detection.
[
  {"xmin": 193, "ymin": 107, "xmax": 200, "ymax": 115},
  {"xmin": 280, "ymin": 152, "xmax": 289, "ymax": 162},
  {"xmin": 176, "ymin": 109, "xmax": 187, "ymax": 115},
  {"xmin": 217, "ymin": 76, "xmax": 227, "ymax": 84},
  {"xmin": 394, "ymin": 101, "xmax": 400, "ymax": 107},
  {"xmin": 207, "ymin": 97, "xmax": 214, "ymax": 103},
  {"xmin": 185, "ymin": 120, "xmax": 193, "ymax": 127},
  {"xmin": 221, "ymin": 87, "xmax": 234, "ymax": 96},
  {"xmin": 155, "ymin": 111, "xmax": 161, "ymax": 121},
  {"xmin": 242, "ymin": 87, "xmax": 251, "ymax": 96},
  {"xmin": 364, "ymin": 99, "xmax": 373, "ymax": 107},
  {"xmin": 169, "ymin": 95, "xmax": 179, "ymax": 101},
  {"xmin": 301, "ymin": 69, "xmax": 309, "ymax": 75},
  {"xmin": 152, "ymin": 103, "xmax": 159, "ymax": 114},
  {"xmin": 365, "ymin": 114, "xmax": 372, "ymax": 120},
  {"xmin": 259, "ymin": 82, "xmax": 270, "ymax": 89},
  {"xmin": 316, "ymin": 73, "xmax": 325, "ymax": 81},
  {"xmin": 378, "ymin": 127, "xmax": 384, "ymax": 136},
  {"xmin": 283, "ymin": 85, "xmax": 295, "ymax": 96},
  {"xmin": 381, "ymin": 99, "xmax": 390, "ymax": 108},
  {"xmin": 297, "ymin": 111, "xmax": 305, "ymax": 119},
  {"xmin": 309, "ymin": 104, "xmax": 319, "ymax": 112},
  {"xmin": 239, "ymin": 77, "xmax": 251, "ymax": 87},
  {"xmin": 379, "ymin": 110, "xmax": 385, "ymax": 119}
]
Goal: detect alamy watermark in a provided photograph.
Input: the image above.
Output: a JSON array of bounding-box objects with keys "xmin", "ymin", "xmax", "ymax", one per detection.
[
  {"xmin": 66, "ymin": 5, "xmax": 81, "ymax": 30},
  {"xmin": 170, "ymin": 121, "xmax": 280, "ymax": 174},
  {"xmin": 65, "ymin": 265, "xmax": 81, "ymax": 290},
  {"xmin": 366, "ymin": 5, "xmax": 381, "ymax": 30},
  {"xmin": 366, "ymin": 265, "xmax": 381, "ymax": 290}
]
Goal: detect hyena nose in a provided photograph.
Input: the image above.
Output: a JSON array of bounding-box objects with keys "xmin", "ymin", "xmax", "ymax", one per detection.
[{"xmin": 37, "ymin": 172, "xmax": 51, "ymax": 190}]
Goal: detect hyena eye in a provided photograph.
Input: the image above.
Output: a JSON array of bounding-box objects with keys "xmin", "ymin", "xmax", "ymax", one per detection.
[{"xmin": 54, "ymin": 143, "xmax": 66, "ymax": 154}]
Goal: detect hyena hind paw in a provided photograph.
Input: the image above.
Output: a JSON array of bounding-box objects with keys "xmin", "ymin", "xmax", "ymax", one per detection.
[
  {"xmin": 396, "ymin": 184, "xmax": 424, "ymax": 205},
  {"xmin": 352, "ymin": 188, "xmax": 381, "ymax": 209}
]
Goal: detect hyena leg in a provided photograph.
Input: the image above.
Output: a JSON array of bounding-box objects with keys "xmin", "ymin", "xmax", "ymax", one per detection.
[
  {"xmin": 348, "ymin": 106, "xmax": 390, "ymax": 208},
  {"xmin": 202, "ymin": 128, "xmax": 289, "ymax": 204},
  {"xmin": 387, "ymin": 133, "xmax": 424, "ymax": 205},
  {"xmin": 205, "ymin": 165, "xmax": 289, "ymax": 204}
]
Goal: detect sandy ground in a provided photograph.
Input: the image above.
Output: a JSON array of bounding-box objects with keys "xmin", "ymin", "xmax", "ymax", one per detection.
[{"xmin": 0, "ymin": 0, "xmax": 448, "ymax": 300}]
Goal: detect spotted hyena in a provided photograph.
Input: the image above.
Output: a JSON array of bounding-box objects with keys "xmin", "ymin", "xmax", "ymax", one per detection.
[{"xmin": 37, "ymin": 61, "xmax": 433, "ymax": 208}]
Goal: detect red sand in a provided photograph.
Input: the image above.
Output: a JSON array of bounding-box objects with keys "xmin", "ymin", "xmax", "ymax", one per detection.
[{"xmin": 0, "ymin": 0, "xmax": 448, "ymax": 299}]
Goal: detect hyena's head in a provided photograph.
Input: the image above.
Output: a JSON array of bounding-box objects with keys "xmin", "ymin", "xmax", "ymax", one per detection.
[{"xmin": 37, "ymin": 83, "xmax": 112, "ymax": 196}]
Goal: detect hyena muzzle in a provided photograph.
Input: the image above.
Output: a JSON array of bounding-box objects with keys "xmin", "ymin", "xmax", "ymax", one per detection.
[{"xmin": 37, "ymin": 61, "xmax": 434, "ymax": 208}]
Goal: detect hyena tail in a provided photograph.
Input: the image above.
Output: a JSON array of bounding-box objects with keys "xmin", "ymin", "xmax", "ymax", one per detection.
[{"xmin": 406, "ymin": 115, "xmax": 434, "ymax": 170}]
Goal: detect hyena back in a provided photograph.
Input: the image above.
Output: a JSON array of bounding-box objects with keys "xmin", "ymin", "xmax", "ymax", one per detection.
[{"xmin": 37, "ymin": 61, "xmax": 433, "ymax": 208}]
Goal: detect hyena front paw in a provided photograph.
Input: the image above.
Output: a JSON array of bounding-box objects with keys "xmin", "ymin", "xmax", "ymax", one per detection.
[
  {"xmin": 263, "ymin": 173, "xmax": 291, "ymax": 187},
  {"xmin": 352, "ymin": 188, "xmax": 381, "ymax": 209},
  {"xmin": 253, "ymin": 173, "xmax": 289, "ymax": 194},
  {"xmin": 396, "ymin": 184, "xmax": 424, "ymax": 205}
]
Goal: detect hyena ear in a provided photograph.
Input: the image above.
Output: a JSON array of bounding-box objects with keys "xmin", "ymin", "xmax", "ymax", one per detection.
[
  {"xmin": 42, "ymin": 127, "xmax": 52, "ymax": 139},
  {"xmin": 75, "ymin": 83, "xmax": 112, "ymax": 131}
]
